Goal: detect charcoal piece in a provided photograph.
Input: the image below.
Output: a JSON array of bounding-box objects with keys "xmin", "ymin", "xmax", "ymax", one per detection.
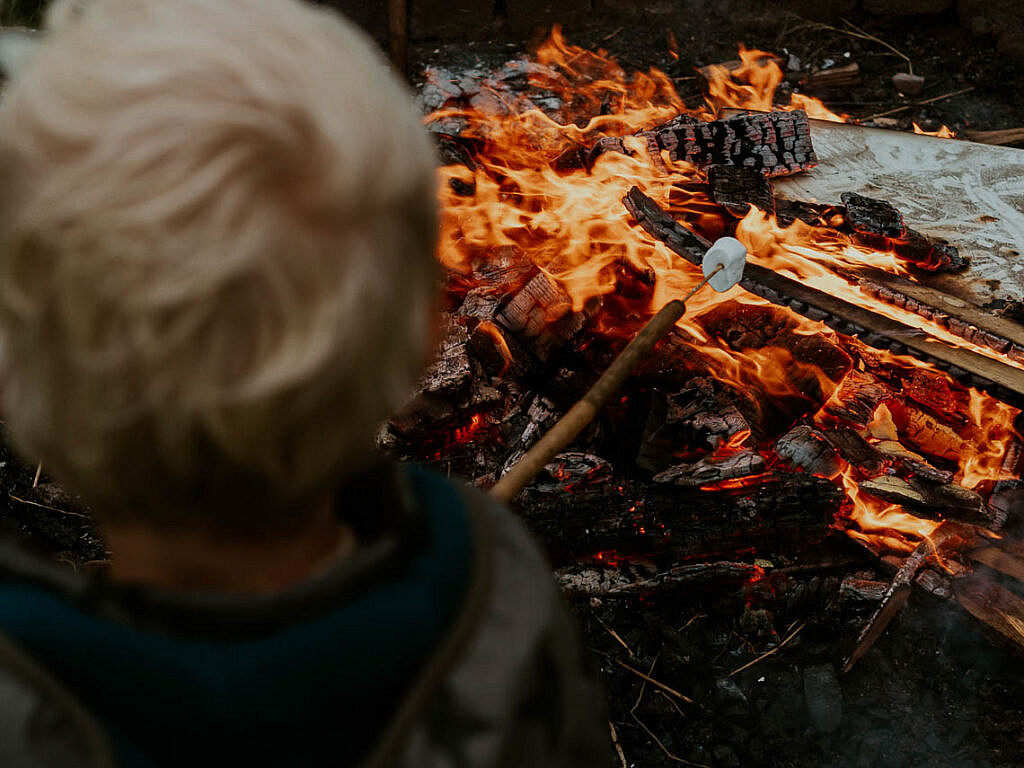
[
  {"xmin": 528, "ymin": 451, "xmax": 612, "ymax": 495},
  {"xmin": 823, "ymin": 369, "xmax": 891, "ymax": 427},
  {"xmin": 858, "ymin": 476, "xmax": 928, "ymax": 506},
  {"xmin": 989, "ymin": 479, "xmax": 1024, "ymax": 533},
  {"xmin": 652, "ymin": 450, "xmax": 766, "ymax": 487},
  {"xmin": 555, "ymin": 560, "xmax": 762, "ymax": 596},
  {"xmin": 859, "ymin": 475, "xmax": 987, "ymax": 523},
  {"xmin": 803, "ymin": 664, "xmax": 843, "ymax": 734},
  {"xmin": 468, "ymin": 320, "xmax": 532, "ymax": 379},
  {"xmin": 636, "ymin": 379, "xmax": 750, "ymax": 472},
  {"xmin": 774, "ymin": 425, "xmax": 841, "ymax": 478},
  {"xmin": 418, "ymin": 323, "xmax": 471, "ymax": 395},
  {"xmin": 821, "ymin": 428, "xmax": 886, "ymax": 475},
  {"xmin": 708, "ymin": 164, "xmax": 775, "ymax": 217},
  {"xmin": 839, "ymin": 577, "xmax": 888, "ymax": 603},
  {"xmin": 841, "ymin": 192, "xmax": 907, "ymax": 239},
  {"xmin": 914, "ymin": 569, "xmax": 952, "ymax": 599}
]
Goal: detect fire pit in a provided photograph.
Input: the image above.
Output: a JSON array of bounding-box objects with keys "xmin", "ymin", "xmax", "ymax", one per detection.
[{"xmin": 384, "ymin": 25, "xmax": 1024, "ymax": 768}]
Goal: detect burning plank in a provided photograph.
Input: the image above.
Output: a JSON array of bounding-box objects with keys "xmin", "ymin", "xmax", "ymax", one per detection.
[
  {"xmin": 622, "ymin": 187, "xmax": 1024, "ymax": 408},
  {"xmin": 853, "ymin": 265, "xmax": 1024, "ymax": 363}
]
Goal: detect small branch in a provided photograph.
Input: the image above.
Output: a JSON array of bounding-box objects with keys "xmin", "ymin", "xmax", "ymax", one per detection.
[
  {"xmin": 729, "ymin": 619, "xmax": 808, "ymax": 677},
  {"xmin": 32, "ymin": 462, "xmax": 42, "ymax": 488},
  {"xmin": 8, "ymin": 494, "xmax": 90, "ymax": 519},
  {"xmin": 609, "ymin": 720, "xmax": 628, "ymax": 768},
  {"xmin": 862, "ymin": 86, "xmax": 976, "ymax": 121},
  {"xmin": 615, "ymin": 658, "xmax": 695, "ymax": 704}
]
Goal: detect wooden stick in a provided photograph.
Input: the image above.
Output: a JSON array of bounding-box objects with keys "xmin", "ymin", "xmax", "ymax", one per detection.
[
  {"xmin": 489, "ymin": 267, "xmax": 721, "ymax": 502},
  {"xmin": 963, "ymin": 127, "xmax": 1024, "ymax": 146}
]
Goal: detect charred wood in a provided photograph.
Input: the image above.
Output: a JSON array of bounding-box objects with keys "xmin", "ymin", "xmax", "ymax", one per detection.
[
  {"xmin": 820, "ymin": 427, "xmax": 887, "ymax": 475},
  {"xmin": 515, "ymin": 472, "xmax": 842, "ymax": 565},
  {"xmin": 708, "ymin": 165, "xmax": 775, "ymax": 218},
  {"xmin": 636, "ymin": 378, "xmax": 750, "ymax": 472},
  {"xmin": 822, "ymin": 369, "xmax": 891, "ymax": 427},
  {"xmin": 840, "ymin": 192, "xmax": 906, "ymax": 239},
  {"xmin": 799, "ymin": 62, "xmax": 861, "ymax": 91},
  {"xmin": 774, "ymin": 425, "xmax": 841, "ymax": 478},
  {"xmin": 652, "ymin": 450, "xmax": 766, "ymax": 486},
  {"xmin": 556, "ymin": 110, "xmax": 817, "ymax": 177},
  {"xmin": 556, "ymin": 560, "xmax": 762, "ymax": 597},
  {"xmin": 418, "ymin": 322, "xmax": 472, "ymax": 396}
]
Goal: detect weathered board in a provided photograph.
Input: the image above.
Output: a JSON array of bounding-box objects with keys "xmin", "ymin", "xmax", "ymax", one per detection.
[{"xmin": 722, "ymin": 112, "xmax": 1024, "ymax": 307}]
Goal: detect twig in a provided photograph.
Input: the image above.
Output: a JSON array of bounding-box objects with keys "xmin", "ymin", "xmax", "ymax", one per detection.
[
  {"xmin": 9, "ymin": 494, "xmax": 90, "ymax": 519},
  {"xmin": 601, "ymin": 26, "xmax": 623, "ymax": 42},
  {"xmin": 729, "ymin": 619, "xmax": 808, "ymax": 677},
  {"xmin": 861, "ymin": 86, "xmax": 975, "ymax": 121},
  {"xmin": 790, "ymin": 17, "xmax": 913, "ymax": 74},
  {"xmin": 628, "ymin": 656, "xmax": 711, "ymax": 768},
  {"xmin": 609, "ymin": 720, "xmax": 628, "ymax": 768},
  {"xmin": 615, "ymin": 658, "xmax": 695, "ymax": 704},
  {"xmin": 677, "ymin": 613, "xmax": 707, "ymax": 633},
  {"xmin": 32, "ymin": 462, "xmax": 42, "ymax": 488},
  {"xmin": 596, "ymin": 614, "xmax": 636, "ymax": 657}
]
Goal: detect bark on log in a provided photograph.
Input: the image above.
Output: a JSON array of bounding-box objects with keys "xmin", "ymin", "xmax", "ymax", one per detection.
[
  {"xmin": 557, "ymin": 110, "xmax": 817, "ymax": 177},
  {"xmin": 515, "ymin": 472, "xmax": 842, "ymax": 565},
  {"xmin": 652, "ymin": 450, "xmax": 766, "ymax": 486}
]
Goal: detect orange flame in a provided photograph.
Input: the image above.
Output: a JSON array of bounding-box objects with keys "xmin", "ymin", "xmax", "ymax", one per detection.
[{"xmin": 913, "ymin": 122, "xmax": 957, "ymax": 139}]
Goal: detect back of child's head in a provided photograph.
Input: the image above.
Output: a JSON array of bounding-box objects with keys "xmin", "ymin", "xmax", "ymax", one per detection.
[{"xmin": 0, "ymin": 0, "xmax": 439, "ymax": 533}]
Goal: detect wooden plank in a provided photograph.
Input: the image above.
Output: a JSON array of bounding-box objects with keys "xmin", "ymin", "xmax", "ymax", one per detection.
[
  {"xmin": 846, "ymin": 265, "xmax": 1024, "ymax": 360},
  {"xmin": 623, "ymin": 187, "xmax": 1024, "ymax": 408}
]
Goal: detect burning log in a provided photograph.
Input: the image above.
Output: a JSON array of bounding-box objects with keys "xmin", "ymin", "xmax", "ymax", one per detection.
[
  {"xmin": 556, "ymin": 110, "xmax": 817, "ymax": 177},
  {"xmin": 774, "ymin": 425, "xmax": 841, "ymax": 478},
  {"xmin": 839, "ymin": 576, "xmax": 888, "ymax": 603},
  {"xmin": 872, "ymin": 441, "xmax": 954, "ymax": 485},
  {"xmin": 652, "ymin": 450, "xmax": 766, "ymax": 486},
  {"xmin": 516, "ymin": 472, "xmax": 842, "ymax": 565},
  {"xmin": 622, "ymin": 187, "xmax": 1024, "ymax": 407},
  {"xmin": 495, "ymin": 271, "xmax": 593, "ymax": 361},
  {"xmin": 896, "ymin": 406, "xmax": 972, "ymax": 463},
  {"xmin": 857, "ymin": 476, "xmax": 987, "ymax": 524}
]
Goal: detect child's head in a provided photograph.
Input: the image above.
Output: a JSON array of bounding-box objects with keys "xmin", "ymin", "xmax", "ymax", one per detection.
[{"xmin": 0, "ymin": 0, "xmax": 439, "ymax": 534}]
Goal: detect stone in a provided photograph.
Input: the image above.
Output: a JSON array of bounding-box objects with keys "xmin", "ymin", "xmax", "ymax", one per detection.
[
  {"xmin": 803, "ymin": 664, "xmax": 843, "ymax": 734},
  {"xmin": 892, "ymin": 71, "xmax": 926, "ymax": 95}
]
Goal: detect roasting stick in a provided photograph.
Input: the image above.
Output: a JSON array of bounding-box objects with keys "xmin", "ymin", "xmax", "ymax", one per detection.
[{"xmin": 489, "ymin": 238, "xmax": 747, "ymax": 503}]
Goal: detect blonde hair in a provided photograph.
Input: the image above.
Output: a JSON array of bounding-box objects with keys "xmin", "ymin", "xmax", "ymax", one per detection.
[{"xmin": 0, "ymin": 0, "xmax": 439, "ymax": 530}]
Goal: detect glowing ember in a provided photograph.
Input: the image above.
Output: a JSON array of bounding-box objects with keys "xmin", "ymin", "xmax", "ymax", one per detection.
[{"xmin": 430, "ymin": 29, "xmax": 1021, "ymax": 552}]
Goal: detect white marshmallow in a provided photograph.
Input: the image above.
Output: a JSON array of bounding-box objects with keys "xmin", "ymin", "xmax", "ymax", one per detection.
[{"xmin": 702, "ymin": 236, "xmax": 747, "ymax": 292}]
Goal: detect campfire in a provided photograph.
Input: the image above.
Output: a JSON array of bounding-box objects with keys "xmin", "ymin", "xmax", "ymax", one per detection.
[
  {"xmin": 385, "ymin": 30, "xmax": 1024, "ymax": 663},
  {"xmin": 385, "ymin": 30, "xmax": 1024, "ymax": 678}
]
